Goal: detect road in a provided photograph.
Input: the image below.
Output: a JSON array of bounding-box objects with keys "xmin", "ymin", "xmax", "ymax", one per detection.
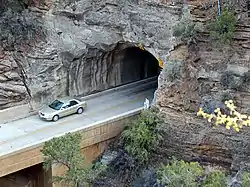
[{"xmin": 0, "ymin": 78, "xmax": 157, "ymax": 157}]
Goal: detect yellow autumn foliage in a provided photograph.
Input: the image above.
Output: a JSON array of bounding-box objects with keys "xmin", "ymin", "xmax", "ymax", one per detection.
[
  {"xmin": 197, "ymin": 100, "xmax": 250, "ymax": 132},
  {"xmin": 158, "ymin": 58, "xmax": 164, "ymax": 68},
  {"xmin": 137, "ymin": 43, "xmax": 145, "ymax": 50}
]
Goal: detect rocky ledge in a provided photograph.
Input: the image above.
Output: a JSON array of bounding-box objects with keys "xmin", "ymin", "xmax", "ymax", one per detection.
[{"xmin": 154, "ymin": 0, "xmax": 250, "ymax": 170}]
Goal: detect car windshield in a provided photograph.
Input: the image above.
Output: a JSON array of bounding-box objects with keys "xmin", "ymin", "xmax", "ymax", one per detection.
[{"xmin": 49, "ymin": 100, "xmax": 64, "ymax": 110}]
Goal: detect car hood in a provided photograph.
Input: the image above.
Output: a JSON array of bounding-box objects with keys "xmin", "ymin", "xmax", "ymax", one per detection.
[{"xmin": 40, "ymin": 106, "xmax": 57, "ymax": 115}]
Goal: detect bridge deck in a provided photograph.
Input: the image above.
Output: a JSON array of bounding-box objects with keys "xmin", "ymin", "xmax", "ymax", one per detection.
[{"xmin": 0, "ymin": 79, "xmax": 157, "ymax": 158}]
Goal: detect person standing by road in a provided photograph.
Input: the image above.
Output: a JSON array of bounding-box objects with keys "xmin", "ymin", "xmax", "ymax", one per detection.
[{"xmin": 144, "ymin": 98, "xmax": 150, "ymax": 110}]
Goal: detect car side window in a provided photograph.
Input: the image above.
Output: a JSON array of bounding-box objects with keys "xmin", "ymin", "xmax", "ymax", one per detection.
[
  {"xmin": 62, "ymin": 105, "xmax": 68, "ymax": 109},
  {"xmin": 69, "ymin": 100, "xmax": 78, "ymax": 107},
  {"xmin": 61, "ymin": 102, "xmax": 70, "ymax": 109}
]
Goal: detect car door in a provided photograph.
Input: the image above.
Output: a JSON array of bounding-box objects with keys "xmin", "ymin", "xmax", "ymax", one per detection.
[
  {"xmin": 60, "ymin": 103, "xmax": 71, "ymax": 117},
  {"xmin": 68, "ymin": 100, "xmax": 79, "ymax": 115}
]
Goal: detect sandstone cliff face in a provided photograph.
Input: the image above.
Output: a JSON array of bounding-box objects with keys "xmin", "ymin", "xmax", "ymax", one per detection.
[
  {"xmin": 2, "ymin": 0, "xmax": 250, "ymax": 175},
  {"xmin": 154, "ymin": 0, "xmax": 250, "ymax": 170},
  {"xmin": 0, "ymin": 0, "xmax": 182, "ymax": 109}
]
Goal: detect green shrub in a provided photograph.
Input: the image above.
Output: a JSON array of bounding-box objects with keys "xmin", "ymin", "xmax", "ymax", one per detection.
[
  {"xmin": 163, "ymin": 61, "xmax": 183, "ymax": 82},
  {"xmin": 208, "ymin": 8, "xmax": 236, "ymax": 46},
  {"xmin": 173, "ymin": 14, "xmax": 197, "ymax": 45},
  {"xmin": 220, "ymin": 91, "xmax": 235, "ymax": 102},
  {"xmin": 243, "ymin": 71, "xmax": 250, "ymax": 84},
  {"xmin": 157, "ymin": 159, "xmax": 229, "ymax": 187},
  {"xmin": 220, "ymin": 71, "xmax": 244, "ymax": 90},
  {"xmin": 202, "ymin": 170, "xmax": 227, "ymax": 187},
  {"xmin": 121, "ymin": 110, "xmax": 163, "ymax": 165},
  {"xmin": 157, "ymin": 159, "xmax": 203, "ymax": 187},
  {"xmin": 242, "ymin": 172, "xmax": 250, "ymax": 187}
]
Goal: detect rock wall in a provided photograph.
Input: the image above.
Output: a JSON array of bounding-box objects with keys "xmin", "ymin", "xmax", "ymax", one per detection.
[
  {"xmin": 0, "ymin": 0, "xmax": 181, "ymax": 109},
  {"xmin": 154, "ymin": 0, "xmax": 250, "ymax": 170},
  {"xmin": 2, "ymin": 0, "xmax": 250, "ymax": 171}
]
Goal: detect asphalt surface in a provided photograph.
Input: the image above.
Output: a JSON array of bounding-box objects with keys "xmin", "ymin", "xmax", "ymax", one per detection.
[{"xmin": 0, "ymin": 79, "xmax": 157, "ymax": 157}]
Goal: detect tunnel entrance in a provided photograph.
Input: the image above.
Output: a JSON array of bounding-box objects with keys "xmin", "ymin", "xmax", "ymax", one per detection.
[
  {"xmin": 120, "ymin": 47, "xmax": 160, "ymax": 84},
  {"xmin": 64, "ymin": 42, "xmax": 160, "ymax": 97}
]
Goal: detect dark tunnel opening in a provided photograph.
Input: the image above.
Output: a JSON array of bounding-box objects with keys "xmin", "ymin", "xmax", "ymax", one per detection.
[
  {"xmin": 120, "ymin": 47, "xmax": 160, "ymax": 84},
  {"xmin": 59, "ymin": 43, "xmax": 161, "ymax": 99}
]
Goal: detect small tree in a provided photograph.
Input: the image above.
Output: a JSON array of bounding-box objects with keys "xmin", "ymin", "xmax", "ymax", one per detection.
[
  {"xmin": 202, "ymin": 170, "xmax": 227, "ymax": 187},
  {"xmin": 157, "ymin": 159, "xmax": 228, "ymax": 187},
  {"xmin": 121, "ymin": 110, "xmax": 163, "ymax": 165},
  {"xmin": 208, "ymin": 8, "xmax": 236, "ymax": 46},
  {"xmin": 242, "ymin": 172, "xmax": 250, "ymax": 187},
  {"xmin": 172, "ymin": 8, "xmax": 197, "ymax": 45},
  {"xmin": 41, "ymin": 132, "xmax": 105, "ymax": 187},
  {"xmin": 157, "ymin": 159, "xmax": 203, "ymax": 187}
]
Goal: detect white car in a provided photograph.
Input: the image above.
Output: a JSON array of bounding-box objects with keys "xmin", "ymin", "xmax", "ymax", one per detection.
[{"xmin": 38, "ymin": 97, "xmax": 87, "ymax": 121}]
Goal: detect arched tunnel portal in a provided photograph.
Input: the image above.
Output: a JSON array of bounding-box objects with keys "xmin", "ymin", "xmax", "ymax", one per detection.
[{"xmin": 64, "ymin": 42, "xmax": 161, "ymax": 97}]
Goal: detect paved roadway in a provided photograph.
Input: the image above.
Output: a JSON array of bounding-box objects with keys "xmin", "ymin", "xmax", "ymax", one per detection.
[{"xmin": 0, "ymin": 79, "xmax": 157, "ymax": 157}]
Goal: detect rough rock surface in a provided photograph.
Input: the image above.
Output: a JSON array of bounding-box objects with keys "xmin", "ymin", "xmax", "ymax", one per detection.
[
  {"xmin": 154, "ymin": 0, "xmax": 250, "ymax": 170},
  {"xmin": 2, "ymin": 0, "xmax": 250, "ymax": 180},
  {"xmin": 92, "ymin": 2, "xmax": 250, "ymax": 185},
  {"xmin": 0, "ymin": 0, "xmax": 182, "ymax": 109}
]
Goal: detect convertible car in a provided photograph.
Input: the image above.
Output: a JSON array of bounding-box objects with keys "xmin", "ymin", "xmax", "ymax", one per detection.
[{"xmin": 38, "ymin": 97, "xmax": 87, "ymax": 121}]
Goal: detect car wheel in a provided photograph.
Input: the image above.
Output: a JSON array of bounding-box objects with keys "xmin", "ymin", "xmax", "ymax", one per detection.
[
  {"xmin": 52, "ymin": 115, "xmax": 59, "ymax": 122},
  {"xmin": 77, "ymin": 107, "xmax": 83, "ymax": 114}
]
